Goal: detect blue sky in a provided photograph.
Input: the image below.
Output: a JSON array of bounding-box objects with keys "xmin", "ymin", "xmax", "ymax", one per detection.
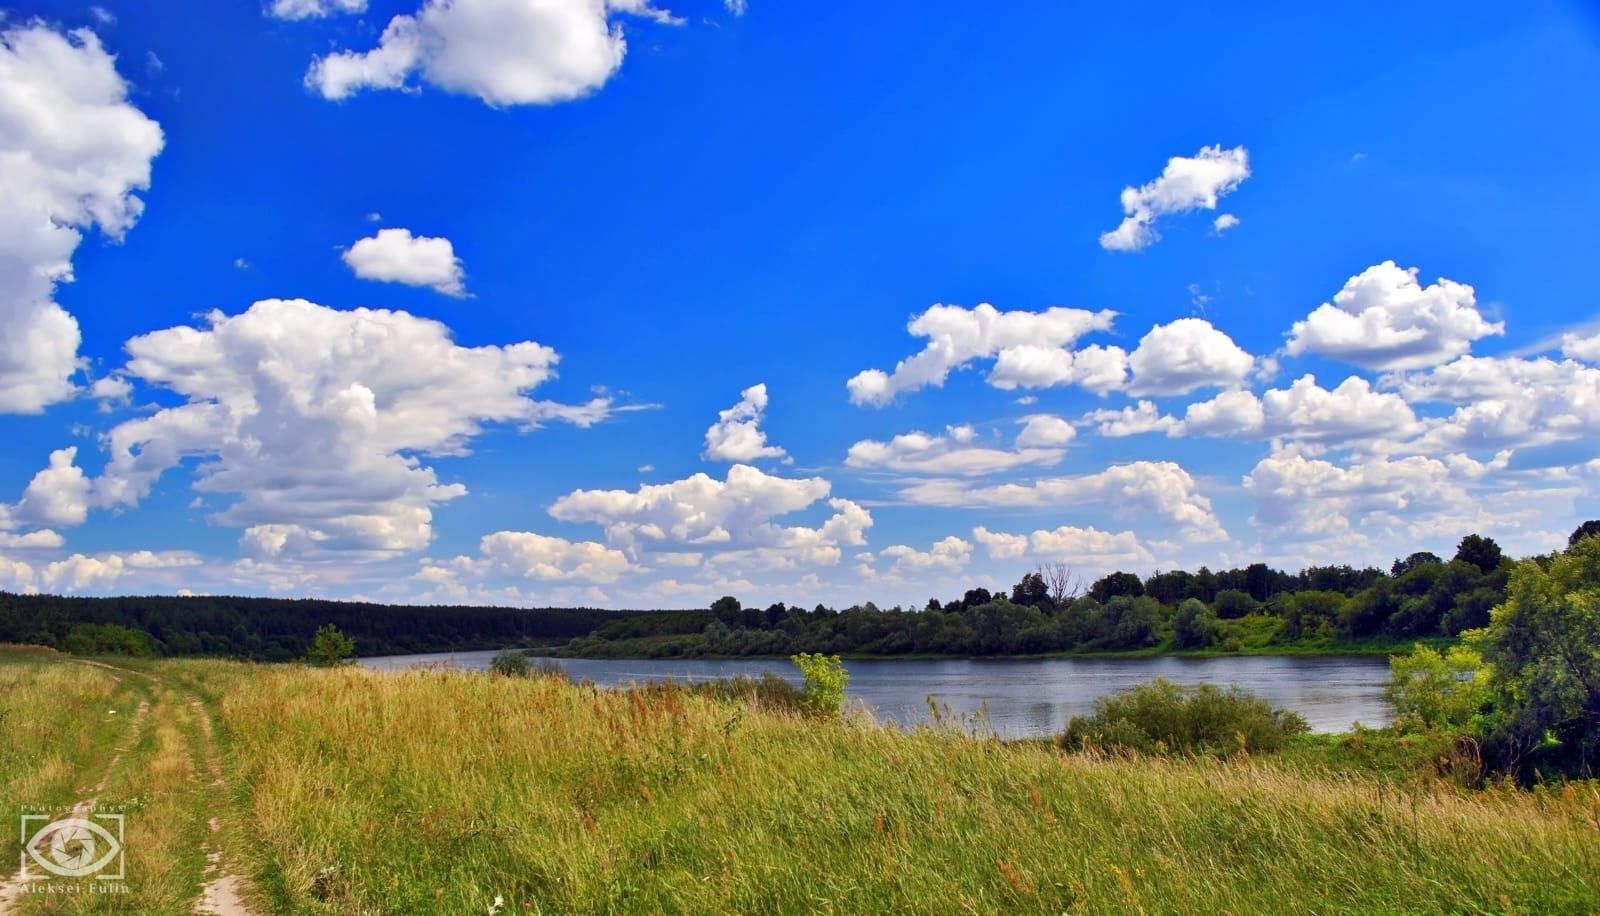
[{"xmin": 2, "ymin": 0, "xmax": 1598, "ymax": 608}]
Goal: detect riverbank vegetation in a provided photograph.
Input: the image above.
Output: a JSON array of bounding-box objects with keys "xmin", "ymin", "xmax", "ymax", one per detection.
[
  {"xmin": 555, "ymin": 530, "xmax": 1534, "ymax": 659},
  {"xmin": 5, "ymin": 527, "xmax": 1586, "ymax": 665}
]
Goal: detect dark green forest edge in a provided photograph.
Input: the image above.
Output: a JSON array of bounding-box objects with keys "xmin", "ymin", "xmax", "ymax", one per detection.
[
  {"xmin": 555, "ymin": 530, "xmax": 1538, "ymax": 659},
  {"xmin": 5, "ymin": 525, "xmax": 1595, "ymax": 663}
]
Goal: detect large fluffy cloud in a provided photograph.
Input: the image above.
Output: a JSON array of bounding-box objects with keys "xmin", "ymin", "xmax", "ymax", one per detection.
[
  {"xmin": 0, "ymin": 25, "xmax": 163, "ymax": 413},
  {"xmin": 1125, "ymin": 318, "xmax": 1255, "ymax": 396},
  {"xmin": 1390, "ymin": 355, "xmax": 1600, "ymax": 452},
  {"xmin": 343, "ymin": 228, "xmax": 467, "ymax": 297},
  {"xmin": 422, "ymin": 530, "xmax": 631, "ymax": 589},
  {"xmin": 306, "ymin": 0, "xmax": 678, "ymax": 106},
  {"xmin": 897, "ymin": 461, "xmax": 1225, "ymax": 543},
  {"xmin": 1561, "ymin": 330, "xmax": 1600, "ymax": 363},
  {"xmin": 1241, "ymin": 446, "xmax": 1535, "ymax": 556},
  {"xmin": 550, "ymin": 464, "xmax": 871, "ymax": 567},
  {"xmin": 40, "ymin": 298, "xmax": 607, "ymax": 561},
  {"xmin": 704, "ymin": 383, "xmax": 786, "ymax": 462},
  {"xmin": 847, "ymin": 303, "xmax": 1118, "ymax": 406},
  {"xmin": 845, "ymin": 424, "xmax": 1065, "ymax": 476},
  {"xmin": 1285, "ymin": 261, "xmax": 1502, "ymax": 370},
  {"xmin": 1099, "ymin": 145, "xmax": 1250, "ymax": 252},
  {"xmin": 1091, "ymin": 375, "xmax": 1418, "ymax": 447}
]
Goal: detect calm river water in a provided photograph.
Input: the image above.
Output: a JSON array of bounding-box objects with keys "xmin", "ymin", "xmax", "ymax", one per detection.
[{"xmin": 360, "ymin": 652, "xmax": 1392, "ymax": 736}]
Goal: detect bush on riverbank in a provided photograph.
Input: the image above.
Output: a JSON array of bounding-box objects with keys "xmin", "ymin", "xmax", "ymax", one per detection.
[{"xmin": 1060, "ymin": 679, "xmax": 1310, "ymax": 757}]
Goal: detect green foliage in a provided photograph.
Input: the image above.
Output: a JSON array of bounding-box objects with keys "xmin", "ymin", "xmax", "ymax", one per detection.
[
  {"xmin": 1568, "ymin": 520, "xmax": 1600, "ymax": 548},
  {"xmin": 790, "ymin": 652, "xmax": 849, "ymax": 717},
  {"xmin": 63, "ymin": 622, "xmax": 156, "ymax": 657},
  {"xmin": 490, "ymin": 649, "xmax": 532, "ymax": 677},
  {"xmin": 305, "ymin": 623, "xmax": 356, "ymax": 667},
  {"xmin": 1088, "ymin": 571, "xmax": 1144, "ymax": 603},
  {"xmin": 1476, "ymin": 538, "xmax": 1600, "ymax": 778},
  {"xmin": 1060, "ymin": 679, "xmax": 1309, "ymax": 757},
  {"xmin": 1171, "ymin": 598, "xmax": 1219, "ymax": 649},
  {"xmin": 1386, "ymin": 644, "xmax": 1490, "ymax": 731},
  {"xmin": 1453, "ymin": 534, "xmax": 1505, "ymax": 575},
  {"xmin": 1211, "ymin": 589, "xmax": 1259, "ymax": 619},
  {"xmin": 1276, "ymin": 590, "xmax": 1345, "ymax": 640}
]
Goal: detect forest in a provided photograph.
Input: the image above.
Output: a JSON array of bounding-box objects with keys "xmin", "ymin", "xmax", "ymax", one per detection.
[
  {"xmin": 555, "ymin": 530, "xmax": 1565, "ymax": 659},
  {"xmin": 1, "ymin": 524, "xmax": 1594, "ymax": 662},
  {"xmin": 0, "ymin": 593, "xmax": 630, "ymax": 660}
]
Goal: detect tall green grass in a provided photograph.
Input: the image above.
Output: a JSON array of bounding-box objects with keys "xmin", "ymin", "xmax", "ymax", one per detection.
[{"xmin": 208, "ymin": 663, "xmax": 1600, "ymax": 914}]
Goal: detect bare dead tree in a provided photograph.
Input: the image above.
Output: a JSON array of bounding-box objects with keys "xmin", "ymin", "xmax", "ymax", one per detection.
[{"xmin": 1039, "ymin": 562, "xmax": 1081, "ymax": 609}]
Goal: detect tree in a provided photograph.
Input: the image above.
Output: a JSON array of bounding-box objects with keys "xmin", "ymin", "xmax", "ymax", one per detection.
[
  {"xmin": 1039, "ymin": 562, "xmax": 1081, "ymax": 609},
  {"xmin": 1453, "ymin": 534, "xmax": 1504, "ymax": 575},
  {"xmin": 710, "ymin": 596, "xmax": 742, "ymax": 626},
  {"xmin": 1570, "ymin": 520, "xmax": 1600, "ymax": 548},
  {"xmin": 306, "ymin": 624, "xmax": 355, "ymax": 666},
  {"xmin": 1089, "ymin": 572, "xmax": 1143, "ymax": 603},
  {"xmin": 1392, "ymin": 551, "xmax": 1443, "ymax": 577},
  {"xmin": 791, "ymin": 653, "xmax": 849, "ymax": 717},
  {"xmin": 1172, "ymin": 598, "xmax": 1219, "ymax": 649},
  {"xmin": 1010, "ymin": 571, "xmax": 1050, "ymax": 609},
  {"xmin": 1212, "ymin": 589, "xmax": 1260, "ymax": 619},
  {"xmin": 1475, "ymin": 537, "xmax": 1600, "ymax": 778}
]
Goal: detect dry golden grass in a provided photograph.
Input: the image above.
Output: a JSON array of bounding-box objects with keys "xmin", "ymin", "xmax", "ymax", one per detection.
[{"xmin": 198, "ymin": 662, "xmax": 1600, "ymax": 914}]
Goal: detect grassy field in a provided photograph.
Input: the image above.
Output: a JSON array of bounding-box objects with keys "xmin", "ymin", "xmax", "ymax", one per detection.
[{"xmin": 1, "ymin": 649, "xmax": 1597, "ymax": 913}]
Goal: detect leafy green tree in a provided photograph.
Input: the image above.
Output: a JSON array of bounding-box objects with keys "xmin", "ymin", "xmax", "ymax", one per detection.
[
  {"xmin": 1386, "ymin": 644, "xmax": 1490, "ymax": 730},
  {"xmin": 1475, "ymin": 537, "xmax": 1600, "ymax": 778},
  {"xmin": 790, "ymin": 653, "xmax": 849, "ymax": 717},
  {"xmin": 1010, "ymin": 572, "xmax": 1051, "ymax": 609},
  {"xmin": 306, "ymin": 623, "xmax": 356, "ymax": 666},
  {"xmin": 1211, "ymin": 589, "xmax": 1259, "ymax": 619},
  {"xmin": 1570, "ymin": 520, "xmax": 1600, "ymax": 548},
  {"xmin": 1172, "ymin": 598, "xmax": 1219, "ymax": 649},
  {"xmin": 1391, "ymin": 551, "xmax": 1443, "ymax": 577},
  {"xmin": 1089, "ymin": 572, "xmax": 1144, "ymax": 603},
  {"xmin": 710, "ymin": 596, "xmax": 742, "ymax": 626},
  {"xmin": 1453, "ymin": 534, "xmax": 1504, "ymax": 575}
]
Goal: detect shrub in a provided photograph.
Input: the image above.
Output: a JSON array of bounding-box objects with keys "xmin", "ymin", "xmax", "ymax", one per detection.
[
  {"xmin": 1172, "ymin": 598, "xmax": 1219, "ymax": 649},
  {"xmin": 790, "ymin": 652, "xmax": 849, "ymax": 717},
  {"xmin": 1212, "ymin": 589, "xmax": 1259, "ymax": 619},
  {"xmin": 1386, "ymin": 643, "xmax": 1490, "ymax": 731},
  {"xmin": 305, "ymin": 624, "xmax": 355, "ymax": 667},
  {"xmin": 490, "ymin": 649, "xmax": 531, "ymax": 677},
  {"xmin": 1060, "ymin": 679, "xmax": 1309, "ymax": 757},
  {"xmin": 64, "ymin": 622, "xmax": 156, "ymax": 657}
]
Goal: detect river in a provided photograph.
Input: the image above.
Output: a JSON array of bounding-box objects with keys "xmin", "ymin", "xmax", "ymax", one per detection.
[{"xmin": 359, "ymin": 651, "xmax": 1392, "ymax": 736}]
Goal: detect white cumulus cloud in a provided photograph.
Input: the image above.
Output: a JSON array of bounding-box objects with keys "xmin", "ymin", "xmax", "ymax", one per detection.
[
  {"xmin": 343, "ymin": 228, "xmax": 467, "ymax": 297},
  {"xmin": 1100, "ymin": 145, "xmax": 1250, "ymax": 252},
  {"xmin": 306, "ymin": 0, "xmax": 678, "ymax": 107},
  {"xmin": 847, "ymin": 303, "xmax": 1118, "ymax": 406},
  {"xmin": 45, "ymin": 298, "xmax": 608, "ymax": 562},
  {"xmin": 1285, "ymin": 261, "xmax": 1503, "ymax": 370},
  {"xmin": 1126, "ymin": 318, "xmax": 1255, "ymax": 396},
  {"xmin": 0, "ymin": 24, "xmax": 163, "ymax": 413},
  {"xmin": 898, "ymin": 461, "xmax": 1225, "ymax": 543},
  {"xmin": 704, "ymin": 383, "xmax": 786, "ymax": 462}
]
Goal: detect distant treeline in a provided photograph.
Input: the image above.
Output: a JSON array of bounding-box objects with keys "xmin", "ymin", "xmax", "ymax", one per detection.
[
  {"xmin": 0, "ymin": 593, "xmax": 636, "ymax": 661},
  {"xmin": 557, "ymin": 533, "xmax": 1531, "ymax": 659}
]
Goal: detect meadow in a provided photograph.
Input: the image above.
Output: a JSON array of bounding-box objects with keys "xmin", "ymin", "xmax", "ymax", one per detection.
[{"xmin": 1, "ymin": 648, "xmax": 1598, "ymax": 914}]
